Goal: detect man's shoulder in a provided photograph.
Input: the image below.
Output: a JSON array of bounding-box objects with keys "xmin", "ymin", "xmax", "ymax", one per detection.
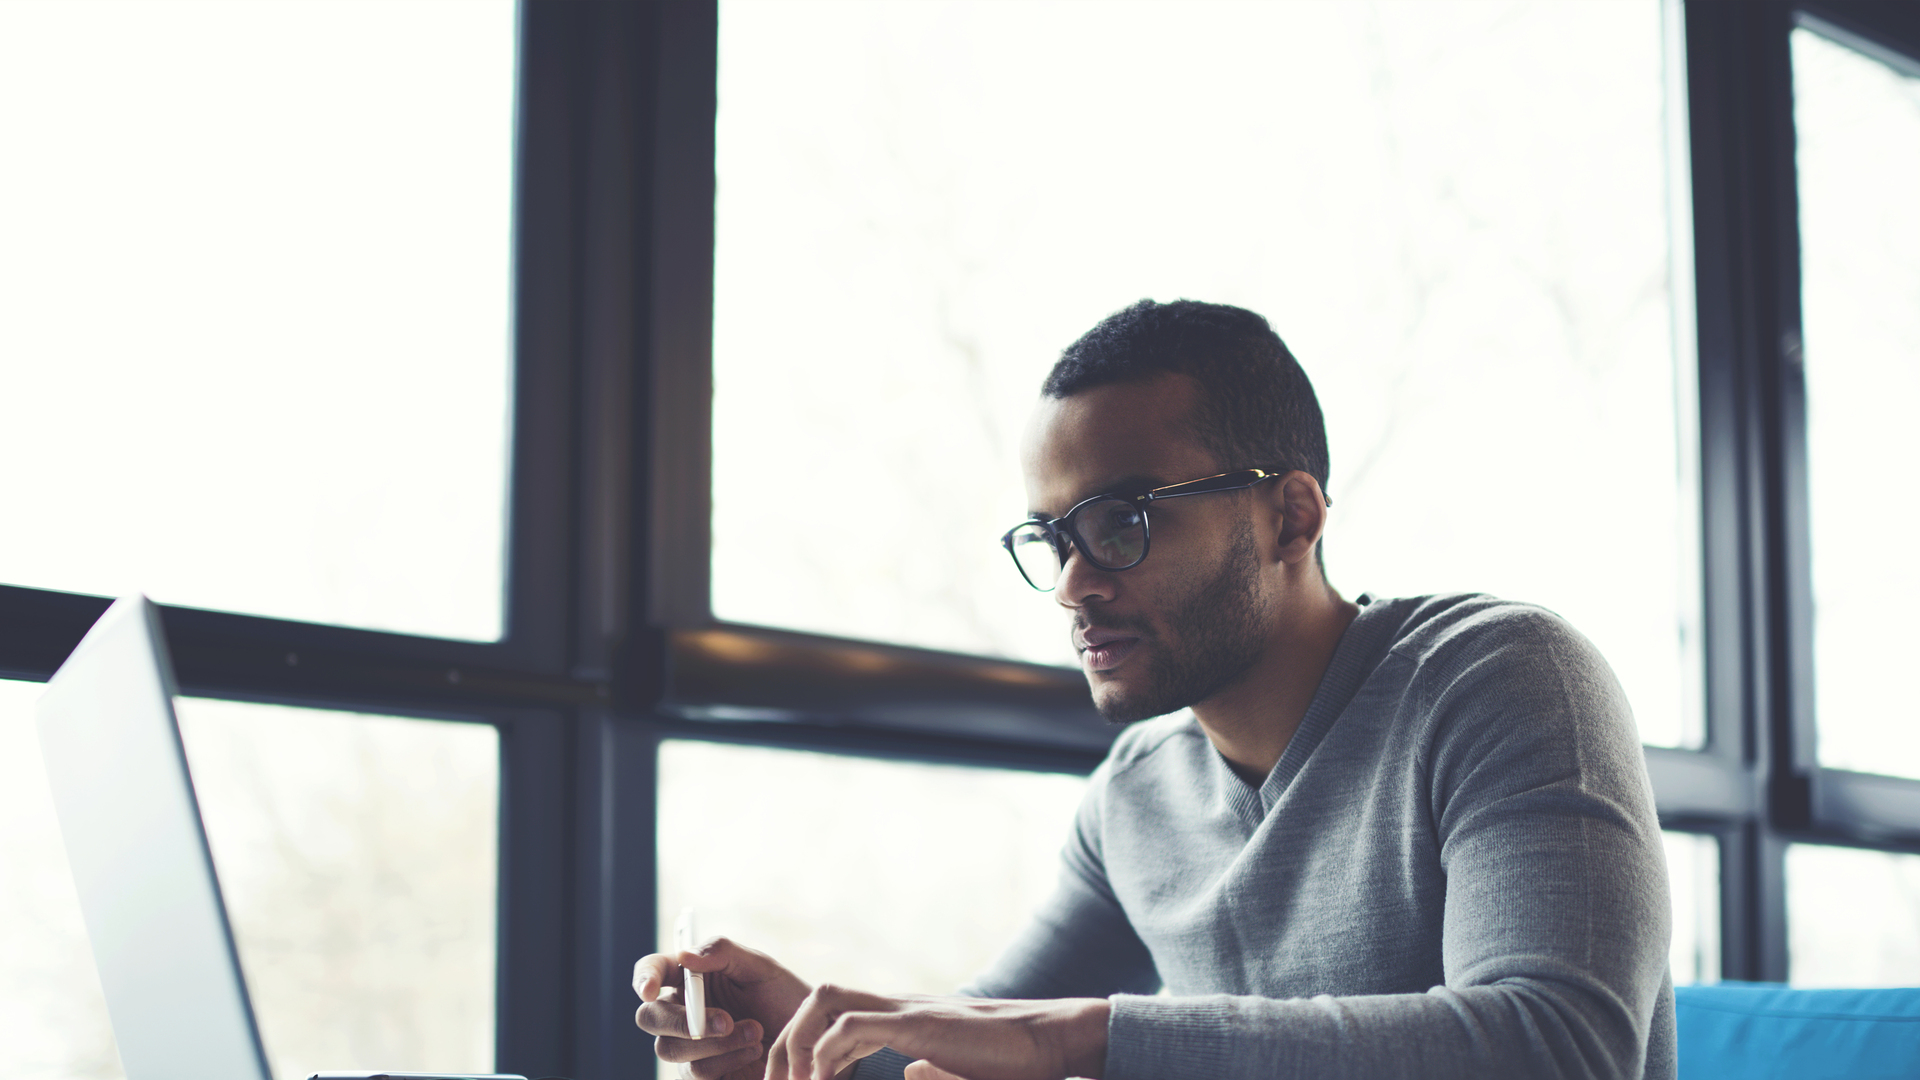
[
  {"xmin": 1358, "ymin": 593, "xmax": 1627, "ymax": 742},
  {"xmin": 1363, "ymin": 591, "xmax": 1593, "ymax": 673},
  {"xmin": 1351, "ymin": 588, "xmax": 1620, "ymax": 699}
]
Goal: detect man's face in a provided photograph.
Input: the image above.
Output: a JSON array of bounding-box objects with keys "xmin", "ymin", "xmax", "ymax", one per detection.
[{"xmin": 1021, "ymin": 373, "xmax": 1271, "ymax": 724}]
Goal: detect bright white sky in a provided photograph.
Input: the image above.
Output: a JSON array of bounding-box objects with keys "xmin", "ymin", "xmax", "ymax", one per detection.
[
  {"xmin": 711, "ymin": 0, "xmax": 1700, "ymax": 748},
  {"xmin": 0, "ymin": 3, "xmax": 514, "ymax": 1075},
  {"xmin": 1794, "ymin": 27, "xmax": 1920, "ymax": 782},
  {"xmin": 1787, "ymin": 842, "xmax": 1920, "ymax": 986},
  {"xmin": 0, "ymin": 0, "xmax": 516, "ymax": 642}
]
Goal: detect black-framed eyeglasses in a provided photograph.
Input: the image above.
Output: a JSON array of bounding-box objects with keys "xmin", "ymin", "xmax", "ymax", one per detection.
[{"xmin": 1001, "ymin": 468, "xmax": 1325, "ymax": 592}]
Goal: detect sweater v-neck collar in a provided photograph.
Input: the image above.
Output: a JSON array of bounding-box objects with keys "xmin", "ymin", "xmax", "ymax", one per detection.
[{"xmin": 1214, "ymin": 593, "xmax": 1398, "ymax": 826}]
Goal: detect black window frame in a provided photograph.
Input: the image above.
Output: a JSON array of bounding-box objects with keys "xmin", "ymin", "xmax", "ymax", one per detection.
[
  {"xmin": 1666, "ymin": 0, "xmax": 1920, "ymax": 982},
  {"xmin": 7, "ymin": 1, "xmax": 1920, "ymax": 1073}
]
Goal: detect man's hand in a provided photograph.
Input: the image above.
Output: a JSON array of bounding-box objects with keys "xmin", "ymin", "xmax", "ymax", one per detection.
[
  {"xmin": 634, "ymin": 937, "xmax": 813, "ymax": 1080},
  {"xmin": 764, "ymin": 986, "xmax": 1109, "ymax": 1080}
]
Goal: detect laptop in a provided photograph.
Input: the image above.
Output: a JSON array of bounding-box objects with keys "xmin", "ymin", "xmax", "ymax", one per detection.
[{"xmin": 35, "ymin": 595, "xmax": 526, "ymax": 1080}]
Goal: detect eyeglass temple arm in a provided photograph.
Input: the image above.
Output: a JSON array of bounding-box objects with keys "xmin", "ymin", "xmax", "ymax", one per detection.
[
  {"xmin": 1144, "ymin": 468, "xmax": 1328, "ymax": 507},
  {"xmin": 1141, "ymin": 469, "xmax": 1333, "ymax": 507}
]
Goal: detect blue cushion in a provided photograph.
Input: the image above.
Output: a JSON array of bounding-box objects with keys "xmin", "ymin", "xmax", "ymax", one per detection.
[{"xmin": 1676, "ymin": 982, "xmax": 1920, "ymax": 1080}]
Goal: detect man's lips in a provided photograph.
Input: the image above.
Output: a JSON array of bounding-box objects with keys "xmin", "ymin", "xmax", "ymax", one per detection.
[{"xmin": 1075, "ymin": 627, "xmax": 1143, "ymax": 672}]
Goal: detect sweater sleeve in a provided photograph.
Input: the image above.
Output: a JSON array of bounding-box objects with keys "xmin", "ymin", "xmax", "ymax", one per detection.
[{"xmin": 1103, "ymin": 611, "xmax": 1674, "ymax": 1080}]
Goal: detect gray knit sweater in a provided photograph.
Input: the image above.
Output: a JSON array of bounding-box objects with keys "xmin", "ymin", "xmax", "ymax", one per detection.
[{"xmin": 858, "ymin": 593, "xmax": 1675, "ymax": 1080}]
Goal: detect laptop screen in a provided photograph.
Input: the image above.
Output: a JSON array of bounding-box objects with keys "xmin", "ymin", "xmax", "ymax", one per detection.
[{"xmin": 36, "ymin": 596, "xmax": 272, "ymax": 1080}]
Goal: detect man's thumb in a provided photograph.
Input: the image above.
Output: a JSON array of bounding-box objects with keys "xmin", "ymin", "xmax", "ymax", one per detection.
[{"xmin": 903, "ymin": 1062, "xmax": 973, "ymax": 1080}]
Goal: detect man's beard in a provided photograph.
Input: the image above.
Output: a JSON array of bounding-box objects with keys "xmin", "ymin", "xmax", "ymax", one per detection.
[{"xmin": 1091, "ymin": 518, "xmax": 1267, "ymax": 725}]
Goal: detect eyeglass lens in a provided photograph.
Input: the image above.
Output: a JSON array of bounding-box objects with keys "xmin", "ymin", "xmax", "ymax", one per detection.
[
  {"xmin": 1076, "ymin": 498, "xmax": 1146, "ymax": 569},
  {"xmin": 1008, "ymin": 497, "xmax": 1149, "ymax": 589},
  {"xmin": 1007, "ymin": 523, "xmax": 1062, "ymax": 590}
]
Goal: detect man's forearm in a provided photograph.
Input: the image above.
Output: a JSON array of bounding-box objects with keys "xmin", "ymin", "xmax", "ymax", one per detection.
[{"xmin": 1102, "ymin": 976, "xmax": 1666, "ymax": 1080}]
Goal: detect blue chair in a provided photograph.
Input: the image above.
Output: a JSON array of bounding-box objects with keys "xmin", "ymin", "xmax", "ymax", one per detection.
[{"xmin": 1675, "ymin": 982, "xmax": 1920, "ymax": 1079}]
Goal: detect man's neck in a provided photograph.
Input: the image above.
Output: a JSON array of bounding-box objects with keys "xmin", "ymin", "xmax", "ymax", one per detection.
[{"xmin": 1192, "ymin": 584, "xmax": 1361, "ymax": 788}]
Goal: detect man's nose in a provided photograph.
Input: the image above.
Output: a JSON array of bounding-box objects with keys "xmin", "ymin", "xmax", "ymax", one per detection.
[{"xmin": 1055, "ymin": 541, "xmax": 1116, "ymax": 609}]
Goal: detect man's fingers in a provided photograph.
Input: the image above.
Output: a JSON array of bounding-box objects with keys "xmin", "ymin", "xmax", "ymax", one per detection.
[
  {"xmin": 635, "ymin": 999, "xmax": 686, "ymax": 1038},
  {"xmin": 677, "ymin": 934, "xmax": 780, "ymax": 978},
  {"xmin": 688, "ymin": 1038, "xmax": 767, "ymax": 1080},
  {"xmin": 634, "ymin": 953, "xmax": 676, "ymax": 1001},
  {"xmin": 702, "ymin": 1007, "xmax": 736, "ymax": 1038},
  {"xmin": 652, "ymin": 1018, "xmax": 762, "ymax": 1064},
  {"xmin": 636, "ymin": 997, "xmax": 737, "ymax": 1040},
  {"xmin": 765, "ymin": 1025, "xmax": 791, "ymax": 1080},
  {"xmin": 903, "ymin": 1062, "xmax": 972, "ymax": 1080},
  {"xmin": 783, "ymin": 986, "xmax": 838, "ymax": 1080},
  {"xmin": 643, "ymin": 936, "xmax": 768, "ymax": 1001},
  {"xmin": 812, "ymin": 1012, "xmax": 894, "ymax": 1080},
  {"xmin": 785, "ymin": 985, "xmax": 894, "ymax": 1080}
]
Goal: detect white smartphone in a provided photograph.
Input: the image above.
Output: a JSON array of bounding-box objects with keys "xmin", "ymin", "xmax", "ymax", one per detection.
[{"xmin": 675, "ymin": 908, "xmax": 707, "ymax": 1039}]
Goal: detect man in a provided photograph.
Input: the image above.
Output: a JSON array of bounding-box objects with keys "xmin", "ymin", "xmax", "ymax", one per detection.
[{"xmin": 636, "ymin": 300, "xmax": 1675, "ymax": 1080}]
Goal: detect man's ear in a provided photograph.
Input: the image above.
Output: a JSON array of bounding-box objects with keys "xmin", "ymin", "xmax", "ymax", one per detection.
[{"xmin": 1270, "ymin": 471, "xmax": 1329, "ymax": 567}]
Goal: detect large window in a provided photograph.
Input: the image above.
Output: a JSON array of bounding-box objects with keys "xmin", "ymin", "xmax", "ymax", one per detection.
[
  {"xmin": 657, "ymin": 741, "xmax": 1085, "ymax": 993},
  {"xmin": 0, "ymin": 682, "xmax": 498, "ymax": 1080},
  {"xmin": 1665, "ymin": 830, "xmax": 1722, "ymax": 986},
  {"xmin": 709, "ymin": 0, "xmax": 1704, "ymax": 750},
  {"xmin": 0, "ymin": 0, "xmax": 517, "ymax": 641},
  {"xmin": 0, "ymin": 679, "xmax": 119, "ymax": 1080},
  {"xmin": 1793, "ymin": 21, "xmax": 1920, "ymax": 782},
  {"xmin": 8, "ymin": 3, "xmax": 1920, "ymax": 1076},
  {"xmin": 180, "ymin": 702, "xmax": 500, "ymax": 1079},
  {"xmin": 704, "ymin": 0, "xmax": 1920, "ymax": 995},
  {"xmin": 1787, "ymin": 844, "xmax": 1920, "ymax": 986}
]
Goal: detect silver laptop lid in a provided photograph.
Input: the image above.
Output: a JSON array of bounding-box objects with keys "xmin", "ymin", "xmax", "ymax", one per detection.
[{"xmin": 36, "ymin": 595, "xmax": 272, "ymax": 1080}]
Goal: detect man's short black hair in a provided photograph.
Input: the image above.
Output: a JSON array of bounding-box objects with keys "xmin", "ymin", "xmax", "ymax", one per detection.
[{"xmin": 1043, "ymin": 299, "xmax": 1330, "ymax": 496}]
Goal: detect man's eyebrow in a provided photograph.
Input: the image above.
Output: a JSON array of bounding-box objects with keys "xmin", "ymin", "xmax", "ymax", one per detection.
[
  {"xmin": 1029, "ymin": 474, "xmax": 1166, "ymax": 519},
  {"xmin": 1104, "ymin": 473, "xmax": 1166, "ymax": 495}
]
